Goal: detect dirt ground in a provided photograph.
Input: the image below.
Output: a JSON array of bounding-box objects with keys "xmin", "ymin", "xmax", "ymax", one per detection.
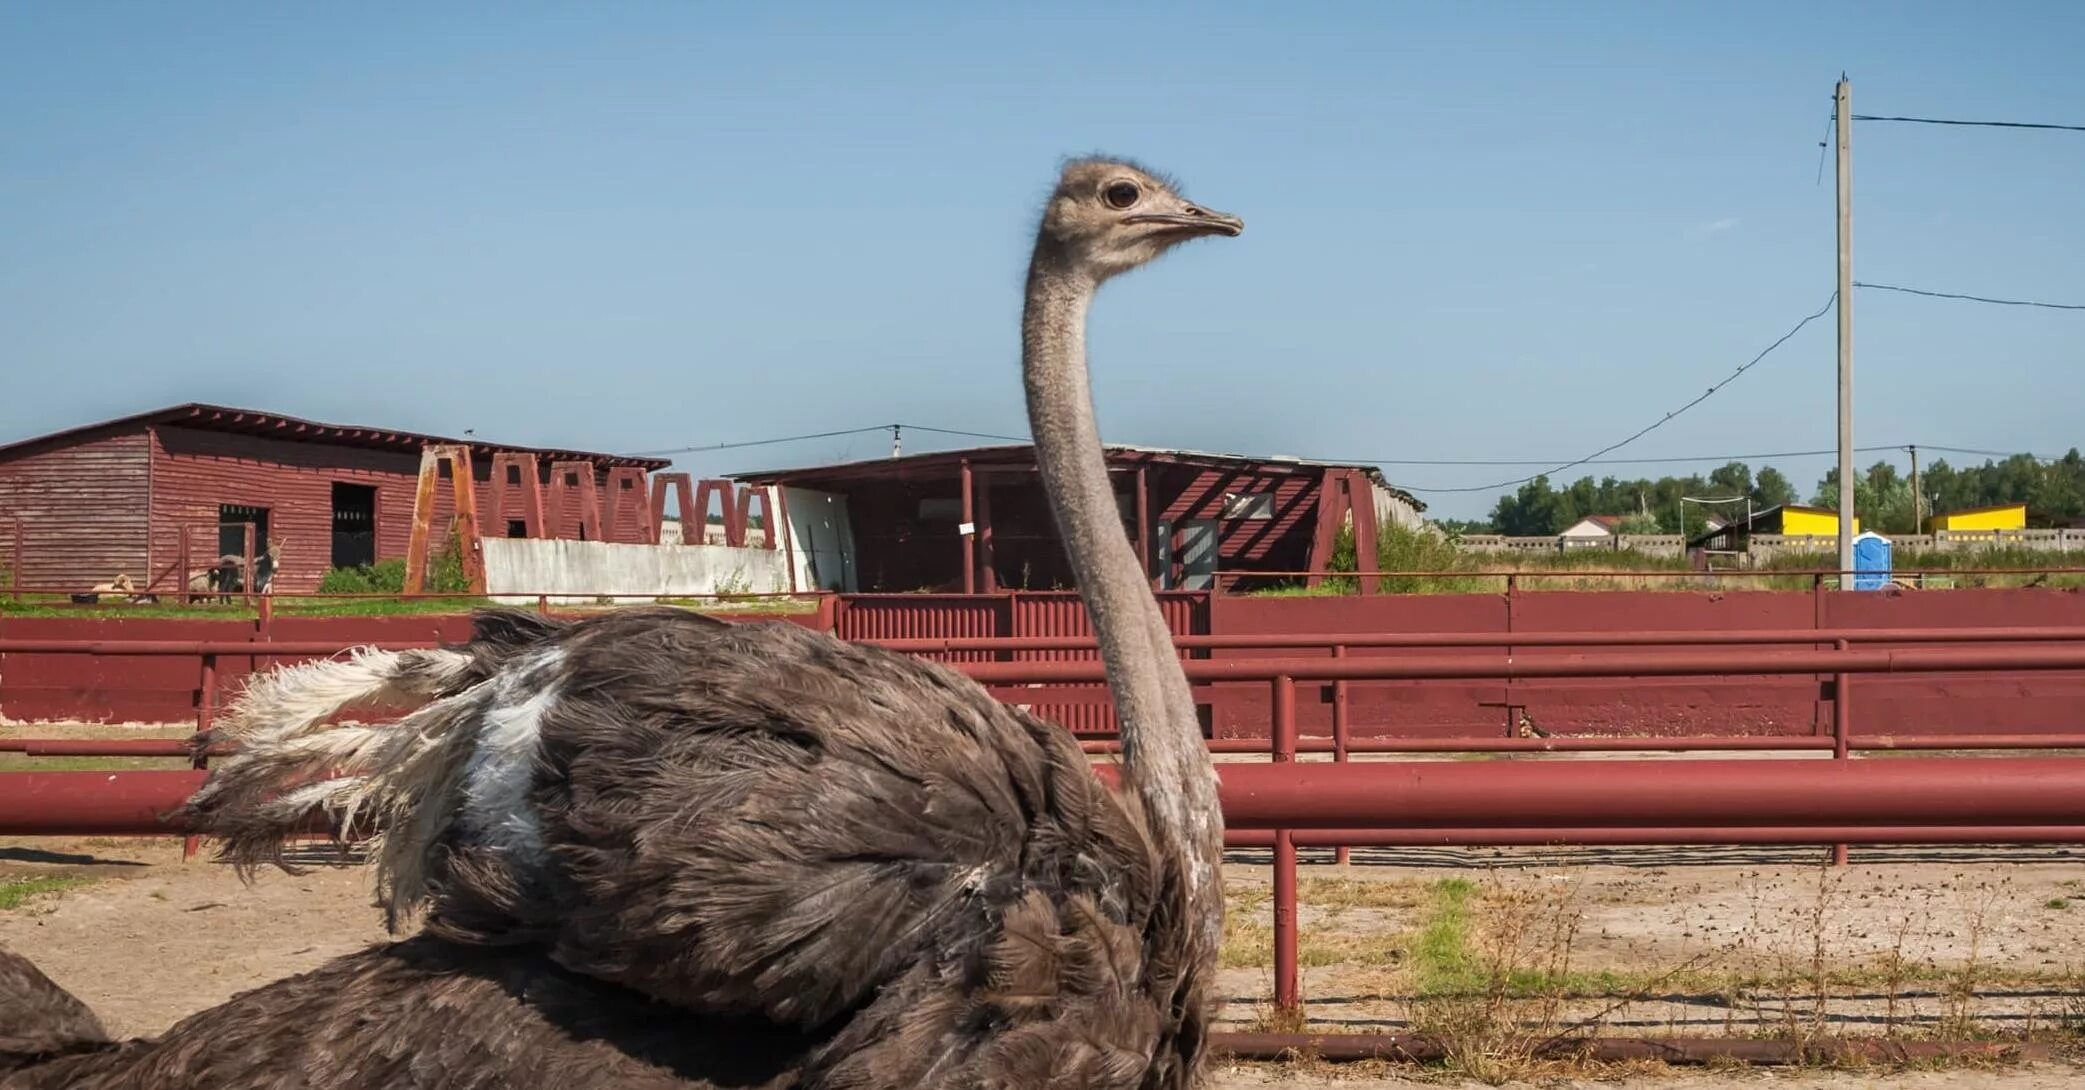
[
  {"xmin": 8, "ymin": 720, "xmax": 2085, "ymax": 1086},
  {"xmin": 5, "ymin": 834, "xmax": 2083, "ymax": 1088}
]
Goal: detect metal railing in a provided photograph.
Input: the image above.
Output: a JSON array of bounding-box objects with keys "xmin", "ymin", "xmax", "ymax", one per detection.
[
  {"xmin": 1212, "ymin": 566, "xmax": 2085, "ymax": 593},
  {"xmin": 6, "ymin": 627, "xmax": 2085, "ymax": 1013}
]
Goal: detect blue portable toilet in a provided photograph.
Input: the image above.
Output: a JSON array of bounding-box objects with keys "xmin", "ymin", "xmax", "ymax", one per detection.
[{"xmin": 1850, "ymin": 531, "xmax": 1892, "ymax": 590}]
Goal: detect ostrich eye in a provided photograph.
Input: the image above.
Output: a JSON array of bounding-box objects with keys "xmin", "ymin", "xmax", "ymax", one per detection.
[{"xmin": 1103, "ymin": 182, "xmax": 1140, "ymax": 210}]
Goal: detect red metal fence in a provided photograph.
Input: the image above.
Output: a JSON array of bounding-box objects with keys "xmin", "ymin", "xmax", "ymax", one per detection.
[
  {"xmin": 8, "ymin": 634, "xmax": 2085, "ymax": 1015},
  {"xmin": 8, "ymin": 586, "xmax": 2085, "ymax": 737}
]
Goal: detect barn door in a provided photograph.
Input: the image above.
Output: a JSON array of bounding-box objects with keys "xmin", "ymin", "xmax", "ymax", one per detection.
[{"xmin": 1177, "ymin": 519, "xmax": 1219, "ymax": 590}]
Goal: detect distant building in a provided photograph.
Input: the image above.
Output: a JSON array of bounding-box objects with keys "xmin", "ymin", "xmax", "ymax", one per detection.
[
  {"xmin": 1558, "ymin": 515, "xmax": 1626, "ymax": 545},
  {"xmin": 1926, "ymin": 503, "xmax": 2028, "ymax": 534},
  {"xmin": 1688, "ymin": 504, "xmax": 1859, "ymax": 552},
  {"xmin": 731, "ymin": 443, "xmax": 1424, "ymax": 593},
  {"xmin": 0, "ymin": 403, "xmax": 665, "ymax": 593}
]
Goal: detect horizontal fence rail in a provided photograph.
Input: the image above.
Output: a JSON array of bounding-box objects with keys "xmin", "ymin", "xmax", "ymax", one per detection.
[
  {"xmin": 12, "ymin": 756, "xmax": 2085, "ymax": 1017},
  {"xmin": 15, "ymin": 759, "xmax": 2085, "ymax": 837}
]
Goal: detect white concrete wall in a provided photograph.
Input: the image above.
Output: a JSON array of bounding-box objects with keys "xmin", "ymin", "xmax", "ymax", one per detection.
[
  {"xmin": 482, "ymin": 485, "xmax": 857, "ymax": 602},
  {"xmin": 1370, "ymin": 482, "xmax": 1425, "ymax": 531},
  {"xmin": 483, "ymin": 538, "xmax": 796, "ymax": 605}
]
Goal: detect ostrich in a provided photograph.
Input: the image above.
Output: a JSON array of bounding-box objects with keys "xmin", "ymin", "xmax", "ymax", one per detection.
[{"xmin": 0, "ymin": 157, "xmax": 1243, "ymax": 1089}]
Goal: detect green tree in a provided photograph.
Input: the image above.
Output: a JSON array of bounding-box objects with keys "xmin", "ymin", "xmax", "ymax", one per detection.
[
  {"xmin": 1751, "ymin": 466, "xmax": 1796, "ymax": 510},
  {"xmin": 1489, "ymin": 476, "xmax": 1566, "ymax": 536}
]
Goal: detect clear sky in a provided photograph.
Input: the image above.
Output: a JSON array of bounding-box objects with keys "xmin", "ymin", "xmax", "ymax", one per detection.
[{"xmin": 4, "ymin": 2, "xmax": 2080, "ymax": 519}]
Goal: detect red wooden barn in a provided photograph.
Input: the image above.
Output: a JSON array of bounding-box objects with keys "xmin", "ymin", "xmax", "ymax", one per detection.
[
  {"xmin": 0, "ymin": 403, "xmax": 667, "ymax": 594},
  {"xmin": 733, "ymin": 444, "xmax": 1424, "ymax": 593}
]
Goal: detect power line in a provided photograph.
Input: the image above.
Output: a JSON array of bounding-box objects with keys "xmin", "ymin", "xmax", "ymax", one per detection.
[
  {"xmin": 1358, "ymin": 445, "xmax": 1901, "ymax": 468},
  {"xmin": 898, "ymin": 424, "xmax": 1032, "ymax": 444},
  {"xmin": 1920, "ymin": 445, "xmax": 2078, "ymax": 465},
  {"xmin": 1395, "ymin": 294, "xmax": 1839, "ymax": 494},
  {"xmin": 1853, "ymin": 114, "xmax": 2085, "ymax": 134},
  {"xmin": 1856, "ymin": 281, "xmax": 2085, "ymax": 311},
  {"xmin": 627, "ymin": 425, "xmax": 893, "ymax": 458},
  {"xmin": 629, "ymin": 421, "xmax": 1032, "ymax": 460}
]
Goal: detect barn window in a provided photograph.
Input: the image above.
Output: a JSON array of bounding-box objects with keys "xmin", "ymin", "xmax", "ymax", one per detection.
[
  {"xmin": 331, "ymin": 484, "xmax": 377, "ymax": 568},
  {"xmin": 1222, "ymin": 492, "xmax": 1275, "ymax": 520},
  {"xmin": 506, "ymin": 465, "xmax": 523, "ymax": 485},
  {"xmin": 506, "ymin": 520, "xmax": 529, "ymax": 538},
  {"xmin": 219, "ymin": 504, "xmax": 270, "ymax": 557}
]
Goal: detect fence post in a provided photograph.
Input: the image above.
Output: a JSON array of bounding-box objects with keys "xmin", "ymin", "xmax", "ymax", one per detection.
[
  {"xmin": 1832, "ymin": 637, "xmax": 1852, "ymax": 866},
  {"xmin": 241, "ymin": 523, "xmax": 256, "ymax": 608},
  {"xmin": 184, "ymin": 652, "xmax": 218, "ymax": 862},
  {"xmin": 1331, "ymin": 645, "xmax": 1350, "ymax": 866},
  {"xmin": 1272, "ymin": 674, "xmax": 1299, "ymax": 1014}
]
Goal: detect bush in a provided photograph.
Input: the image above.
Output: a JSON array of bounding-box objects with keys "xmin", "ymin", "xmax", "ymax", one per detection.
[
  {"xmin": 318, "ymin": 558, "xmax": 409, "ymax": 594},
  {"xmin": 1316, "ymin": 522, "xmax": 1493, "ymax": 594},
  {"xmin": 318, "ymin": 540, "xmax": 470, "ymax": 595}
]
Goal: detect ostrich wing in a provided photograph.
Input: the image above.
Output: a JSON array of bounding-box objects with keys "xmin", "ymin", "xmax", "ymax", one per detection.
[{"xmin": 497, "ymin": 610, "xmax": 1166, "ymax": 1026}]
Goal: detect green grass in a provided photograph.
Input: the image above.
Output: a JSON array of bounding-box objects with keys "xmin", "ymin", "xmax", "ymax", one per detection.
[
  {"xmin": 0, "ymin": 594, "xmax": 820, "ymax": 619},
  {"xmin": 1412, "ymin": 877, "xmax": 1479, "ymax": 992},
  {"xmin": 0, "ymin": 753, "xmax": 192, "ymax": 773},
  {"xmin": 657, "ymin": 596, "xmax": 822, "ymax": 615},
  {"xmin": 0, "ymin": 875, "xmax": 94, "ymax": 911}
]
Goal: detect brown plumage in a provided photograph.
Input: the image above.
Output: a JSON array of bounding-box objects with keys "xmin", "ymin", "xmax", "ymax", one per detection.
[{"xmin": 1, "ymin": 158, "xmax": 1242, "ymax": 1089}]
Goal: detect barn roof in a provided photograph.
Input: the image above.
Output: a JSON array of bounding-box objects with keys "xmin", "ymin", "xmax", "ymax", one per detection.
[
  {"xmin": 732, "ymin": 442, "xmax": 1425, "ymax": 511},
  {"xmin": 0, "ymin": 402, "xmax": 670, "ymax": 471}
]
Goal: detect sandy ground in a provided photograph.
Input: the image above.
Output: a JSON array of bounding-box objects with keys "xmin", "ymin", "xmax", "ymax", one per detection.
[
  {"xmin": 1213, "ymin": 1070, "xmax": 2085, "ymax": 1088},
  {"xmin": 5, "ymin": 835, "xmax": 2083, "ymax": 1088},
  {"xmin": 7, "ymin": 721, "xmax": 2085, "ymax": 1086}
]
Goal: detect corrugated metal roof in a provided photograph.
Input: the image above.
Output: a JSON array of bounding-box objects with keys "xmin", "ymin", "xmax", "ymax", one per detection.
[
  {"xmin": 730, "ymin": 441, "xmax": 1424, "ymax": 510},
  {"xmin": 736, "ymin": 442, "xmax": 1355, "ymax": 479},
  {"xmin": 0, "ymin": 402, "xmax": 670, "ymax": 470}
]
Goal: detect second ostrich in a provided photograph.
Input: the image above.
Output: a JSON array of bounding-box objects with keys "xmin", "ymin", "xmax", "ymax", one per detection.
[{"xmin": 2, "ymin": 158, "xmax": 1243, "ymax": 1089}]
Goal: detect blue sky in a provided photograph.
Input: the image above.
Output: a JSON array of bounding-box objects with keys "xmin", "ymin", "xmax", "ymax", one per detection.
[{"xmin": 4, "ymin": 2, "xmax": 2080, "ymax": 519}]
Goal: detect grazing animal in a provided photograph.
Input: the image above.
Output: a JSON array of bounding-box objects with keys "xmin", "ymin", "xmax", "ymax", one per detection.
[
  {"xmin": 0, "ymin": 158, "xmax": 1242, "ymax": 1089},
  {"xmin": 70, "ymin": 573, "xmax": 157, "ymax": 606},
  {"xmin": 185, "ymin": 539, "xmax": 282, "ymax": 604}
]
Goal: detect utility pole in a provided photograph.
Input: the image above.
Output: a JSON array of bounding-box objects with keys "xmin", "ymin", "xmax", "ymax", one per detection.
[
  {"xmin": 1908, "ymin": 444, "xmax": 1922, "ymax": 533},
  {"xmin": 1834, "ymin": 75, "xmax": 1856, "ymax": 585},
  {"xmin": 890, "ymin": 425, "xmax": 903, "ymax": 459}
]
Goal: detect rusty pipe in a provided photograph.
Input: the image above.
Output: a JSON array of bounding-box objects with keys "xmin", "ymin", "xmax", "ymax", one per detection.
[
  {"xmin": 966, "ymin": 645, "xmax": 2085, "ymax": 683},
  {"xmin": 1209, "ymin": 1031, "xmax": 2041, "ymax": 1065},
  {"xmin": 1222, "ymin": 825, "xmax": 2085, "ymax": 847},
  {"xmin": 21, "ymin": 758, "xmax": 2085, "ymax": 838},
  {"xmin": 870, "ymin": 625, "xmax": 2085, "ymax": 654},
  {"xmin": 1, "ymin": 770, "xmax": 210, "ymax": 835},
  {"xmin": 1107, "ymin": 757, "xmax": 2085, "ymax": 829}
]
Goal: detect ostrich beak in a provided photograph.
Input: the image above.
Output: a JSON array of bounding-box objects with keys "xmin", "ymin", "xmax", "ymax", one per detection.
[{"xmin": 1125, "ymin": 205, "xmax": 1244, "ymax": 237}]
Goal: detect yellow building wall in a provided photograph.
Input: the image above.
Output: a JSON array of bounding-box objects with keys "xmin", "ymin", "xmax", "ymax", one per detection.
[
  {"xmin": 1780, "ymin": 508, "xmax": 1858, "ymax": 536},
  {"xmin": 1929, "ymin": 505, "xmax": 2027, "ymax": 532}
]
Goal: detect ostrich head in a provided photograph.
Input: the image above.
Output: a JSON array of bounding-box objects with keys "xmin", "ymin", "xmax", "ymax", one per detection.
[{"xmin": 1035, "ymin": 158, "xmax": 1243, "ymax": 282}]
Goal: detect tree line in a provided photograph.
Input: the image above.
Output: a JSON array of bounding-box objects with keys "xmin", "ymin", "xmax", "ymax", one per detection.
[{"xmin": 1444, "ymin": 450, "xmax": 2085, "ymax": 538}]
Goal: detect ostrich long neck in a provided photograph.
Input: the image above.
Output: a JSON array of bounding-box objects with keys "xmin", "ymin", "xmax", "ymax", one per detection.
[{"xmin": 1022, "ymin": 238, "xmax": 1225, "ymax": 951}]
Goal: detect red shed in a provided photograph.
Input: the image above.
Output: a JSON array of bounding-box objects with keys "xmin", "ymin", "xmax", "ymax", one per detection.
[
  {"xmin": 0, "ymin": 403, "xmax": 667, "ymax": 594},
  {"xmin": 733, "ymin": 444, "xmax": 1423, "ymax": 593}
]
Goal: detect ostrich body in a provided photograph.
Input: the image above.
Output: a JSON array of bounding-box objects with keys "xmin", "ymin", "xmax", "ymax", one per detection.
[{"xmin": 0, "ymin": 159, "xmax": 1242, "ymax": 1090}]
